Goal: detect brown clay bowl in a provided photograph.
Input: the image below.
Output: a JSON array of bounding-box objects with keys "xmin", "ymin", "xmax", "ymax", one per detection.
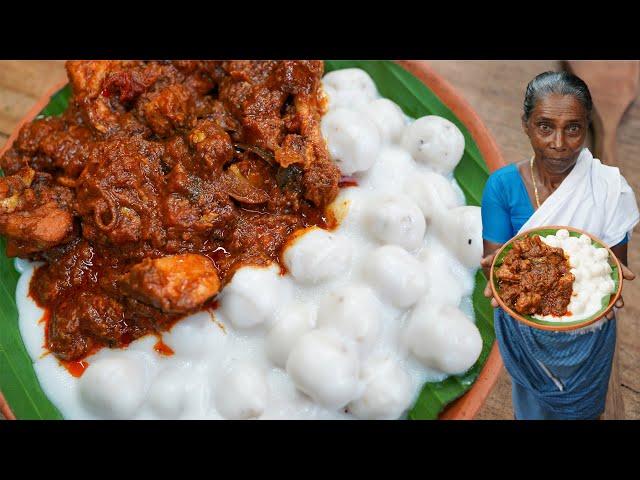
[
  {"xmin": 489, "ymin": 225, "xmax": 624, "ymax": 332},
  {"xmin": 0, "ymin": 61, "xmax": 506, "ymax": 420}
]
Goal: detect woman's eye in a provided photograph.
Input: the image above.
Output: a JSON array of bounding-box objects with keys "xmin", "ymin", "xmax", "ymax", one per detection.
[
  {"xmin": 567, "ymin": 124, "xmax": 581, "ymax": 133},
  {"xmin": 538, "ymin": 124, "xmax": 551, "ymax": 132}
]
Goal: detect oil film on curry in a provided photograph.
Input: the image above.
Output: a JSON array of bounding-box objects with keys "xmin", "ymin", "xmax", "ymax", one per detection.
[{"xmin": 0, "ymin": 60, "xmax": 508, "ymax": 420}]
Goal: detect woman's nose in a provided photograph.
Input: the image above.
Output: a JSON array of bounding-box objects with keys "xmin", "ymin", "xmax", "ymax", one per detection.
[{"xmin": 550, "ymin": 129, "xmax": 566, "ymax": 150}]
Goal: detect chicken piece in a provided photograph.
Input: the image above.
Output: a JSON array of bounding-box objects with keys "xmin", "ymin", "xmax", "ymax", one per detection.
[
  {"xmin": 2, "ymin": 117, "xmax": 93, "ymax": 179},
  {"xmin": 496, "ymin": 265, "xmax": 521, "ymax": 283},
  {"xmin": 66, "ymin": 60, "xmax": 124, "ymax": 134},
  {"xmin": 139, "ymin": 84, "xmax": 196, "ymax": 137},
  {"xmin": 187, "ymin": 118, "xmax": 234, "ymax": 175},
  {"xmin": 49, "ymin": 292, "xmax": 126, "ymax": 361},
  {"xmin": 101, "ymin": 63, "xmax": 164, "ymax": 104},
  {"xmin": 267, "ymin": 60, "xmax": 323, "ymax": 95},
  {"xmin": 32, "ymin": 240, "xmax": 95, "ymax": 304},
  {"xmin": 301, "ymin": 151, "xmax": 340, "ymax": 208},
  {"xmin": 194, "ymin": 99, "xmax": 240, "ymax": 134},
  {"xmin": 75, "ymin": 138, "xmax": 166, "ymax": 248},
  {"xmin": 274, "ymin": 134, "xmax": 311, "ymax": 168},
  {"xmin": 2, "ymin": 204, "xmax": 74, "ymax": 256},
  {"xmin": 240, "ymin": 87, "xmax": 288, "ymax": 151},
  {"xmin": 162, "ymin": 162, "xmax": 237, "ymax": 236},
  {"xmin": 0, "ymin": 168, "xmax": 75, "ymax": 256},
  {"xmin": 515, "ymin": 292, "xmax": 542, "ymax": 315},
  {"xmin": 67, "ymin": 60, "xmax": 122, "ymax": 98},
  {"xmin": 117, "ymin": 253, "xmax": 220, "ymax": 313},
  {"xmin": 557, "ymin": 273, "xmax": 575, "ymax": 292},
  {"xmin": 288, "ymin": 84, "xmax": 339, "ymax": 208}
]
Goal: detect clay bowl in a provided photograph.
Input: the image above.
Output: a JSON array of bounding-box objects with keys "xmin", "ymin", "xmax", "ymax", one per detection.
[
  {"xmin": 489, "ymin": 225, "xmax": 624, "ymax": 332},
  {"xmin": 0, "ymin": 61, "xmax": 506, "ymax": 420}
]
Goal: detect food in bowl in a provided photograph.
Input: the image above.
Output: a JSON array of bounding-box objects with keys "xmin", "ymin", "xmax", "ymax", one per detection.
[
  {"xmin": 494, "ymin": 228, "xmax": 617, "ymax": 324},
  {"xmin": 3, "ymin": 61, "xmax": 484, "ymax": 419},
  {"xmin": 495, "ymin": 235, "xmax": 574, "ymax": 316},
  {"xmin": 536, "ymin": 229, "xmax": 616, "ymax": 322}
]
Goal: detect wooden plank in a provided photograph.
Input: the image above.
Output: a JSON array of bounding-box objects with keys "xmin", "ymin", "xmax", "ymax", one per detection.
[
  {"xmin": 0, "ymin": 61, "xmax": 67, "ymax": 136},
  {"xmin": 0, "ymin": 87, "xmax": 41, "ymax": 135},
  {"xmin": 0, "ymin": 60, "xmax": 66, "ymax": 98}
]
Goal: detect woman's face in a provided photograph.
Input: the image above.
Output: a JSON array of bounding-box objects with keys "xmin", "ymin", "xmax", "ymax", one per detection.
[{"xmin": 522, "ymin": 92, "xmax": 588, "ymax": 175}]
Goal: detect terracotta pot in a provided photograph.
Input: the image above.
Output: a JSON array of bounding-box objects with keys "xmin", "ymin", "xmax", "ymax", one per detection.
[{"xmin": 0, "ymin": 61, "xmax": 507, "ymax": 420}]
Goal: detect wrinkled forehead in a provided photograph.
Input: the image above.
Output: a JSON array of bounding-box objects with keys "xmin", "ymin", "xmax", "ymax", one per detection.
[{"xmin": 530, "ymin": 92, "xmax": 588, "ymax": 121}]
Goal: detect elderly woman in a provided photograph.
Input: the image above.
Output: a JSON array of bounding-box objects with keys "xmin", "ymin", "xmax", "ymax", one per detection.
[{"xmin": 480, "ymin": 71, "xmax": 639, "ymax": 420}]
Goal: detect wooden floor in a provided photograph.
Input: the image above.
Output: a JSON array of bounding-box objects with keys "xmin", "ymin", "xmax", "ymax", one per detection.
[{"xmin": 0, "ymin": 61, "xmax": 638, "ymax": 420}]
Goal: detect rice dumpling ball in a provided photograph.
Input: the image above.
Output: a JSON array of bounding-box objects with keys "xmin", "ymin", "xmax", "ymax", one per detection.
[
  {"xmin": 283, "ymin": 228, "xmax": 352, "ymax": 284},
  {"xmin": 363, "ymin": 146, "xmax": 415, "ymax": 192},
  {"xmin": 215, "ymin": 362, "xmax": 269, "ymax": 420},
  {"xmin": 401, "ymin": 116, "xmax": 465, "ymax": 175},
  {"xmin": 219, "ymin": 265, "xmax": 291, "ymax": 329},
  {"xmin": 316, "ymin": 284, "xmax": 382, "ymax": 354},
  {"xmin": 161, "ymin": 312, "xmax": 228, "ymax": 359},
  {"xmin": 363, "ymin": 245, "xmax": 428, "ymax": 308},
  {"xmin": 359, "ymin": 98, "xmax": 407, "ymax": 143},
  {"xmin": 404, "ymin": 301, "xmax": 482, "ymax": 375},
  {"xmin": 266, "ymin": 303, "xmax": 317, "ymax": 368},
  {"xmin": 405, "ymin": 170, "xmax": 463, "ymax": 221},
  {"xmin": 419, "ymin": 249, "xmax": 464, "ymax": 308},
  {"xmin": 148, "ymin": 367, "xmax": 202, "ymax": 418},
  {"xmin": 348, "ymin": 356, "xmax": 413, "ymax": 420},
  {"xmin": 433, "ymin": 205, "xmax": 482, "ymax": 268},
  {"xmin": 286, "ymin": 329, "xmax": 360, "ymax": 409},
  {"xmin": 362, "ymin": 194, "xmax": 426, "ymax": 251},
  {"xmin": 79, "ymin": 355, "xmax": 148, "ymax": 419},
  {"xmin": 321, "ymin": 108, "xmax": 381, "ymax": 175},
  {"xmin": 322, "ymin": 68, "xmax": 378, "ymax": 109}
]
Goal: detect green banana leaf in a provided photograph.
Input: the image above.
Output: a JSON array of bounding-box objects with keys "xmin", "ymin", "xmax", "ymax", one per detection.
[
  {"xmin": 326, "ymin": 61, "xmax": 495, "ymax": 420},
  {"xmin": 0, "ymin": 61, "xmax": 494, "ymax": 420}
]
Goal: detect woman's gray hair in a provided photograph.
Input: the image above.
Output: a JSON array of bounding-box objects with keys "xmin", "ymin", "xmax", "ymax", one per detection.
[{"xmin": 523, "ymin": 71, "xmax": 593, "ymax": 122}]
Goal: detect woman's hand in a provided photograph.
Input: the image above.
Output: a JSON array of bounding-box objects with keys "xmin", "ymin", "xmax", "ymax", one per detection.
[
  {"xmin": 480, "ymin": 251, "xmax": 499, "ymax": 308},
  {"xmin": 605, "ymin": 264, "xmax": 636, "ymax": 320}
]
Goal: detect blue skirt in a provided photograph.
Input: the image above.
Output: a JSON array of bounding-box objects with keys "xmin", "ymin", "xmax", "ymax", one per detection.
[{"xmin": 494, "ymin": 308, "xmax": 616, "ymax": 420}]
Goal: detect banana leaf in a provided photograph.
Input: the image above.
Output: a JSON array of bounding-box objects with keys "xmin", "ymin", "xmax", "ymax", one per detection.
[
  {"xmin": 325, "ymin": 61, "xmax": 494, "ymax": 420},
  {"xmin": 0, "ymin": 61, "xmax": 494, "ymax": 419}
]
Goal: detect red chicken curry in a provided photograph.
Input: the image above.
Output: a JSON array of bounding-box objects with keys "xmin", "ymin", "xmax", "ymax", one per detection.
[
  {"xmin": 0, "ymin": 61, "xmax": 340, "ymax": 361},
  {"xmin": 495, "ymin": 235, "xmax": 574, "ymax": 317}
]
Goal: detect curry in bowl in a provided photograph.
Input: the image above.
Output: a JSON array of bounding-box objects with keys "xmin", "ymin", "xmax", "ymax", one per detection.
[{"xmin": 490, "ymin": 227, "xmax": 622, "ymax": 331}]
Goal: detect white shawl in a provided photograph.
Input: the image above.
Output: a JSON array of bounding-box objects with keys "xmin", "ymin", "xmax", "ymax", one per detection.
[
  {"xmin": 518, "ymin": 148, "xmax": 639, "ymax": 334},
  {"xmin": 519, "ymin": 148, "xmax": 639, "ymax": 246}
]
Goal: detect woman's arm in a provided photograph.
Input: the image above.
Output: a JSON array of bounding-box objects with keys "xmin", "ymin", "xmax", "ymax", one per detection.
[
  {"xmin": 480, "ymin": 174, "xmax": 512, "ymax": 308},
  {"xmin": 481, "ymin": 240, "xmax": 503, "ymax": 308},
  {"xmin": 610, "ymin": 241, "xmax": 628, "ymax": 267},
  {"xmin": 481, "ymin": 239, "xmax": 503, "ymax": 279}
]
